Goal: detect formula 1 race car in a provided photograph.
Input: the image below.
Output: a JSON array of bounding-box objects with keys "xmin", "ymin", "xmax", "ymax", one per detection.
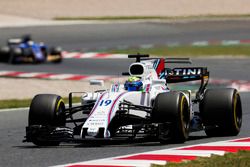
[
  {"xmin": 0, "ymin": 35, "xmax": 62, "ymax": 64},
  {"xmin": 24, "ymin": 54, "xmax": 242, "ymax": 146}
]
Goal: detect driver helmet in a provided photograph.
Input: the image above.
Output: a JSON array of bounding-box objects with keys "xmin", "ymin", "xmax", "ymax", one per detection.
[
  {"xmin": 124, "ymin": 76, "xmax": 143, "ymax": 91},
  {"xmin": 22, "ymin": 35, "xmax": 32, "ymax": 43}
]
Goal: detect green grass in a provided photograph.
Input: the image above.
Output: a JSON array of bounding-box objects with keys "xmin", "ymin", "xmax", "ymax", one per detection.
[
  {"xmin": 152, "ymin": 150, "xmax": 250, "ymax": 167},
  {"xmin": 110, "ymin": 45, "xmax": 250, "ymax": 57},
  {"xmin": 0, "ymin": 99, "xmax": 32, "ymax": 109},
  {"xmin": 54, "ymin": 14, "xmax": 250, "ymax": 21},
  {"xmin": 0, "ymin": 96, "xmax": 82, "ymax": 109}
]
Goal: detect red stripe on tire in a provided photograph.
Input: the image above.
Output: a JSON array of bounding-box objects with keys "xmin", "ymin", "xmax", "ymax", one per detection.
[{"xmin": 118, "ymin": 154, "xmax": 196, "ymax": 162}]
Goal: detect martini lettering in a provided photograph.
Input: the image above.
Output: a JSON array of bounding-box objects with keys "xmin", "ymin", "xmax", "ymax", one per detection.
[{"xmin": 173, "ymin": 68, "xmax": 202, "ymax": 75}]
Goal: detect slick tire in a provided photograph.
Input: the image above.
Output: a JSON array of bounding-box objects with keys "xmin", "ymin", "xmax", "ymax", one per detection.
[
  {"xmin": 29, "ymin": 94, "xmax": 66, "ymax": 146},
  {"xmin": 8, "ymin": 47, "xmax": 22, "ymax": 64},
  {"xmin": 0, "ymin": 46, "xmax": 10, "ymax": 62},
  {"xmin": 152, "ymin": 91, "xmax": 190, "ymax": 144},
  {"xmin": 50, "ymin": 46, "xmax": 62, "ymax": 55},
  {"xmin": 200, "ymin": 88, "xmax": 242, "ymax": 137},
  {"xmin": 50, "ymin": 46, "xmax": 62, "ymax": 63}
]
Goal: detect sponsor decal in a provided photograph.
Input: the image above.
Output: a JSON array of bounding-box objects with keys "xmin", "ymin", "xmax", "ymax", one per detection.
[{"xmin": 172, "ymin": 68, "xmax": 202, "ymax": 76}]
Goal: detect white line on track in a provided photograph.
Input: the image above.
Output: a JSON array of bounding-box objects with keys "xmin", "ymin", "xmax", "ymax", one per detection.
[
  {"xmin": 0, "ymin": 107, "xmax": 29, "ymax": 113},
  {"xmin": 0, "ymin": 103, "xmax": 81, "ymax": 113}
]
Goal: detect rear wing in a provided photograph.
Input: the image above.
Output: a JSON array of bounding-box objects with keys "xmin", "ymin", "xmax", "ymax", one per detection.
[
  {"xmin": 164, "ymin": 67, "xmax": 209, "ymax": 83},
  {"xmin": 8, "ymin": 38, "xmax": 22, "ymax": 45}
]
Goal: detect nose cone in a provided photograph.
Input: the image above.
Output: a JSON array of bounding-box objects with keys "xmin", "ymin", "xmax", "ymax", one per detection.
[{"xmin": 87, "ymin": 127, "xmax": 99, "ymax": 137}]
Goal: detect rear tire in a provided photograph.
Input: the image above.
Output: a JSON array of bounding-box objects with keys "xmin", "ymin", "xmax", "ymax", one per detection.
[
  {"xmin": 50, "ymin": 46, "xmax": 62, "ymax": 55},
  {"xmin": 29, "ymin": 94, "xmax": 66, "ymax": 146},
  {"xmin": 50, "ymin": 47, "xmax": 62, "ymax": 63},
  {"xmin": 152, "ymin": 91, "xmax": 190, "ymax": 144},
  {"xmin": 8, "ymin": 47, "xmax": 22, "ymax": 64},
  {"xmin": 0, "ymin": 46, "xmax": 10, "ymax": 62},
  {"xmin": 200, "ymin": 88, "xmax": 242, "ymax": 137}
]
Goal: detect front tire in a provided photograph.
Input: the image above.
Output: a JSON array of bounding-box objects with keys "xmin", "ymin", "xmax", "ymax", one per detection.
[
  {"xmin": 200, "ymin": 88, "xmax": 242, "ymax": 137},
  {"xmin": 152, "ymin": 91, "xmax": 190, "ymax": 143},
  {"xmin": 29, "ymin": 94, "xmax": 66, "ymax": 146}
]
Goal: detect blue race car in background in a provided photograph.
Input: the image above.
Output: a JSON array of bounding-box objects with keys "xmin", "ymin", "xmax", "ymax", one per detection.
[{"xmin": 0, "ymin": 35, "xmax": 62, "ymax": 64}]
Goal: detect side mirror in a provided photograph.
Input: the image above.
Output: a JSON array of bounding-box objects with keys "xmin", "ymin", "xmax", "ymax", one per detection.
[{"xmin": 89, "ymin": 80, "xmax": 104, "ymax": 87}]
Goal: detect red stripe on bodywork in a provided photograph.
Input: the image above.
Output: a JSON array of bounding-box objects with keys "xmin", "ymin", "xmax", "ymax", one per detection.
[
  {"xmin": 118, "ymin": 154, "xmax": 196, "ymax": 162},
  {"xmin": 146, "ymin": 84, "xmax": 151, "ymax": 92},
  {"xmin": 108, "ymin": 92, "xmax": 126, "ymax": 124},
  {"xmin": 156, "ymin": 58, "xmax": 165, "ymax": 76},
  {"xmin": 232, "ymin": 138, "xmax": 250, "ymax": 142},
  {"xmin": 67, "ymin": 165, "xmax": 133, "ymax": 167},
  {"xmin": 88, "ymin": 92, "xmax": 107, "ymax": 117},
  {"xmin": 180, "ymin": 146, "xmax": 250, "ymax": 153}
]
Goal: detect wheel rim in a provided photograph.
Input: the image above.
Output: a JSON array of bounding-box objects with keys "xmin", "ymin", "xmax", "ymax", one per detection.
[
  {"xmin": 180, "ymin": 96, "xmax": 189, "ymax": 135},
  {"xmin": 233, "ymin": 93, "xmax": 242, "ymax": 130},
  {"xmin": 55, "ymin": 99, "xmax": 65, "ymax": 126}
]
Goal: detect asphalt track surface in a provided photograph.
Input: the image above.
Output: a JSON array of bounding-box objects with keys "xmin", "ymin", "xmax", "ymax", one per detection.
[
  {"xmin": 0, "ymin": 20, "xmax": 250, "ymax": 167},
  {"xmin": 0, "ymin": 58, "xmax": 250, "ymax": 80},
  {"xmin": 0, "ymin": 20, "xmax": 250, "ymax": 51}
]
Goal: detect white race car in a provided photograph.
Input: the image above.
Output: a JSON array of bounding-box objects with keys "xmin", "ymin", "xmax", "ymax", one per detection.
[{"xmin": 24, "ymin": 54, "xmax": 242, "ymax": 146}]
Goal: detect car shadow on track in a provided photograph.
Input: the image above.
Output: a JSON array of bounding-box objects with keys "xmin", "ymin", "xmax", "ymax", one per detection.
[{"xmin": 15, "ymin": 135, "xmax": 208, "ymax": 149}]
